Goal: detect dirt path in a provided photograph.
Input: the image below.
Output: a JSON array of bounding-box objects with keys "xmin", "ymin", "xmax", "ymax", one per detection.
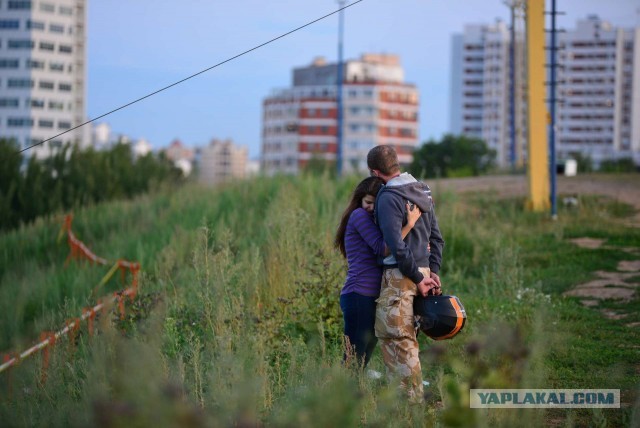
[{"xmin": 433, "ymin": 173, "xmax": 640, "ymax": 226}]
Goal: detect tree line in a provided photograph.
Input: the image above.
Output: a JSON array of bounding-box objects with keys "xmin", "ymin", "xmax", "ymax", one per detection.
[
  {"xmin": 0, "ymin": 138, "xmax": 183, "ymax": 232},
  {"xmin": 408, "ymin": 134, "xmax": 496, "ymax": 179}
]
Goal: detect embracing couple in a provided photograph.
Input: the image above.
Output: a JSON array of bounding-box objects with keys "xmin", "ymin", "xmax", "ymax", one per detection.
[{"xmin": 334, "ymin": 145, "xmax": 445, "ymax": 403}]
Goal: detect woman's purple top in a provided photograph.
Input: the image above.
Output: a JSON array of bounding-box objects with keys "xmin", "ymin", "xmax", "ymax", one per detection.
[{"xmin": 341, "ymin": 207, "xmax": 386, "ymax": 297}]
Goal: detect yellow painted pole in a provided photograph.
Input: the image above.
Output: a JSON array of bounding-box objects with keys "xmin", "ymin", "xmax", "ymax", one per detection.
[{"xmin": 525, "ymin": 0, "xmax": 550, "ymax": 211}]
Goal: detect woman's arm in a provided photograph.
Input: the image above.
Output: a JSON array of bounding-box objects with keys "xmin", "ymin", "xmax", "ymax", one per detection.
[
  {"xmin": 383, "ymin": 202, "xmax": 421, "ymax": 256},
  {"xmin": 351, "ymin": 209, "xmax": 387, "ymax": 256},
  {"xmin": 402, "ymin": 202, "xmax": 421, "ymax": 239}
]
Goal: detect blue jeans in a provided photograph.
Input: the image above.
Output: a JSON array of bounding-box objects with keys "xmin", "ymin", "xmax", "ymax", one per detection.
[{"xmin": 340, "ymin": 292, "xmax": 378, "ymax": 368}]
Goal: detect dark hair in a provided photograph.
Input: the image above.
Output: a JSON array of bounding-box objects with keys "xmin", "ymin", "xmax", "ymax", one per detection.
[
  {"xmin": 334, "ymin": 176, "xmax": 385, "ymax": 258},
  {"xmin": 367, "ymin": 145, "xmax": 400, "ymax": 176}
]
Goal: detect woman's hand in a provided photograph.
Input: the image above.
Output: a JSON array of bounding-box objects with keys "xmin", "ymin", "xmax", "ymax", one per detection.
[
  {"xmin": 406, "ymin": 202, "xmax": 422, "ymax": 228},
  {"xmin": 400, "ymin": 202, "xmax": 422, "ymax": 241}
]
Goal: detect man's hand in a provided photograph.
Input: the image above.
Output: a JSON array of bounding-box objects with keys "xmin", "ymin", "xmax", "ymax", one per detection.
[
  {"xmin": 416, "ymin": 276, "xmax": 439, "ymax": 297},
  {"xmin": 430, "ymin": 271, "xmax": 441, "ymax": 288}
]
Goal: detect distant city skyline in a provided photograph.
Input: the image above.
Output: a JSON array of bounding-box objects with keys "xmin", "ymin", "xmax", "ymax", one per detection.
[{"xmin": 87, "ymin": 0, "xmax": 640, "ymax": 159}]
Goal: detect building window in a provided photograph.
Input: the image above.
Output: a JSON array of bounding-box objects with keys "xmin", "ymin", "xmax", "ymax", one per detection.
[
  {"xmin": 57, "ymin": 121, "xmax": 71, "ymax": 130},
  {"xmin": 30, "ymin": 98, "xmax": 45, "ymax": 108},
  {"xmin": 0, "ymin": 20, "xmax": 20, "ymax": 29},
  {"xmin": 0, "ymin": 98, "xmax": 19, "ymax": 107},
  {"xmin": 49, "ymin": 23, "xmax": 64, "ymax": 33},
  {"xmin": 58, "ymin": 82, "xmax": 72, "ymax": 91},
  {"xmin": 8, "ymin": 78, "xmax": 33, "ymax": 88},
  {"xmin": 26, "ymin": 20, "xmax": 45, "ymax": 30},
  {"xmin": 8, "ymin": 117, "xmax": 33, "ymax": 127},
  {"xmin": 39, "ymin": 41, "xmax": 54, "ymax": 51},
  {"xmin": 39, "ymin": 2, "xmax": 55, "ymax": 12},
  {"xmin": 58, "ymin": 44, "xmax": 72, "ymax": 53},
  {"xmin": 0, "ymin": 58, "xmax": 19, "ymax": 68},
  {"xmin": 8, "ymin": 1, "xmax": 32, "ymax": 10},
  {"xmin": 8, "ymin": 39, "xmax": 34, "ymax": 49},
  {"xmin": 26, "ymin": 59, "xmax": 44, "ymax": 69},
  {"xmin": 49, "ymin": 62, "xmax": 64, "ymax": 71},
  {"xmin": 59, "ymin": 6, "xmax": 73, "ymax": 15},
  {"xmin": 48, "ymin": 100, "xmax": 63, "ymax": 110},
  {"xmin": 38, "ymin": 80, "xmax": 54, "ymax": 90},
  {"xmin": 285, "ymin": 123, "xmax": 298, "ymax": 132},
  {"xmin": 38, "ymin": 119, "xmax": 54, "ymax": 128}
]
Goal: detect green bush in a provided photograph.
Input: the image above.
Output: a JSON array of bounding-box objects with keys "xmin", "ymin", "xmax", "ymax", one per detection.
[
  {"xmin": 409, "ymin": 134, "xmax": 496, "ymax": 179},
  {"xmin": 0, "ymin": 138, "xmax": 183, "ymax": 232},
  {"xmin": 598, "ymin": 157, "xmax": 637, "ymax": 173}
]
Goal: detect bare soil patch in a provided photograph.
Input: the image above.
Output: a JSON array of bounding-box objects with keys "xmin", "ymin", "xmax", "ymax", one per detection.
[
  {"xmin": 569, "ymin": 238, "xmax": 606, "ymax": 249},
  {"xmin": 618, "ymin": 260, "xmax": 640, "ymax": 272},
  {"xmin": 562, "ymin": 254, "xmax": 640, "ymax": 308},
  {"xmin": 600, "ymin": 310, "xmax": 629, "ymax": 320},
  {"xmin": 435, "ymin": 174, "xmax": 640, "ymax": 226}
]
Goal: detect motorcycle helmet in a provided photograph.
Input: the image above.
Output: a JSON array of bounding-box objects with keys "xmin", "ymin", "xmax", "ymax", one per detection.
[{"xmin": 414, "ymin": 295, "xmax": 466, "ymax": 340}]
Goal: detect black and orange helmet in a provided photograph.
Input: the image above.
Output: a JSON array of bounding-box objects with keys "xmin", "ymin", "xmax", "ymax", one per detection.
[{"xmin": 414, "ymin": 295, "xmax": 466, "ymax": 340}]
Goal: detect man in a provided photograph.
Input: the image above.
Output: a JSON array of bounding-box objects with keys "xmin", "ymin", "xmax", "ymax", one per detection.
[{"xmin": 367, "ymin": 144, "xmax": 445, "ymax": 403}]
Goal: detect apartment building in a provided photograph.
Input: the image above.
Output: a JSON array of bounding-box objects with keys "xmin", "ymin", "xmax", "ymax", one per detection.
[
  {"xmin": 450, "ymin": 20, "xmax": 527, "ymax": 167},
  {"xmin": 262, "ymin": 54, "xmax": 419, "ymax": 175},
  {"xmin": 0, "ymin": 0, "xmax": 87, "ymax": 158},
  {"xmin": 450, "ymin": 16, "xmax": 640, "ymax": 167},
  {"xmin": 198, "ymin": 138, "xmax": 248, "ymax": 185},
  {"xmin": 556, "ymin": 16, "xmax": 640, "ymax": 165}
]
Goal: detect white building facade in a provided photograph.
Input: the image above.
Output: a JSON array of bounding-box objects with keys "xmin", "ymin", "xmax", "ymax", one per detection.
[
  {"xmin": 0, "ymin": 0, "xmax": 87, "ymax": 157},
  {"xmin": 262, "ymin": 54, "xmax": 419, "ymax": 175},
  {"xmin": 198, "ymin": 139, "xmax": 248, "ymax": 185},
  {"xmin": 450, "ymin": 21, "xmax": 527, "ymax": 167},
  {"xmin": 450, "ymin": 16, "xmax": 640, "ymax": 167},
  {"xmin": 556, "ymin": 16, "xmax": 640, "ymax": 165}
]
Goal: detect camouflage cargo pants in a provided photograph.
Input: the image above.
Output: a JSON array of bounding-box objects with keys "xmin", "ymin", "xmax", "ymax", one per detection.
[{"xmin": 375, "ymin": 267, "xmax": 430, "ymax": 403}]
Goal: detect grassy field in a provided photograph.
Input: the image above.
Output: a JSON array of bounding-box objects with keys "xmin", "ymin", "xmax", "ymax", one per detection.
[{"xmin": 0, "ymin": 173, "xmax": 638, "ymax": 427}]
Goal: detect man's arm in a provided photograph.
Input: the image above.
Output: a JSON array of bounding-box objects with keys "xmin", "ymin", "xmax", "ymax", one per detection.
[
  {"xmin": 428, "ymin": 204, "xmax": 445, "ymax": 274},
  {"xmin": 377, "ymin": 193, "xmax": 424, "ymax": 284}
]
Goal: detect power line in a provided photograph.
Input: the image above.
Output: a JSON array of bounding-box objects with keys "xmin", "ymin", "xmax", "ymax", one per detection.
[{"xmin": 20, "ymin": 1, "xmax": 365, "ymax": 154}]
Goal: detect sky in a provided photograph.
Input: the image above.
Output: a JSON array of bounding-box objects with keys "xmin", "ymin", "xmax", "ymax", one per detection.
[{"xmin": 87, "ymin": 0, "xmax": 640, "ymax": 159}]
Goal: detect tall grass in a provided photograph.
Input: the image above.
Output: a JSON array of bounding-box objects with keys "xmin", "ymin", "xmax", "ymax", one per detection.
[{"xmin": 0, "ymin": 174, "xmax": 638, "ymax": 426}]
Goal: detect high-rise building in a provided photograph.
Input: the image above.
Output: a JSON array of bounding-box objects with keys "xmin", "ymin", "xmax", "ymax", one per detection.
[
  {"xmin": 262, "ymin": 54, "xmax": 419, "ymax": 175},
  {"xmin": 0, "ymin": 0, "xmax": 87, "ymax": 158},
  {"xmin": 198, "ymin": 139, "xmax": 248, "ymax": 185},
  {"xmin": 450, "ymin": 20, "xmax": 527, "ymax": 167},
  {"xmin": 450, "ymin": 16, "xmax": 640, "ymax": 167},
  {"xmin": 556, "ymin": 16, "xmax": 640, "ymax": 165}
]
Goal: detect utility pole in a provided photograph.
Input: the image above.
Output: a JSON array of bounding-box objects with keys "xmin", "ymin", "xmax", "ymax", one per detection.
[
  {"xmin": 525, "ymin": 0, "xmax": 550, "ymax": 212},
  {"xmin": 548, "ymin": 0, "xmax": 559, "ymax": 218},
  {"xmin": 506, "ymin": 0, "xmax": 517, "ymax": 170},
  {"xmin": 336, "ymin": 0, "xmax": 346, "ymax": 177}
]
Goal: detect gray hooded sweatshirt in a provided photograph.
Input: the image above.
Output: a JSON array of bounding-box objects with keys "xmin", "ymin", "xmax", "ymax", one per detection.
[{"xmin": 375, "ymin": 172, "xmax": 445, "ymax": 284}]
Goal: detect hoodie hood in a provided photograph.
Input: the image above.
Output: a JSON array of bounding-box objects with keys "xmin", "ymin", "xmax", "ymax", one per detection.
[{"xmin": 384, "ymin": 173, "xmax": 433, "ymax": 213}]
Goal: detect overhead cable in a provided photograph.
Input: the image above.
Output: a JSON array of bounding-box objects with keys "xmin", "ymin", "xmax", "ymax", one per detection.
[{"xmin": 20, "ymin": 1, "xmax": 364, "ymax": 153}]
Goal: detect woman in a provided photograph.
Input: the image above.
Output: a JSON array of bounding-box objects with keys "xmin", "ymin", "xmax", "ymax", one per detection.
[{"xmin": 334, "ymin": 177, "xmax": 421, "ymax": 368}]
